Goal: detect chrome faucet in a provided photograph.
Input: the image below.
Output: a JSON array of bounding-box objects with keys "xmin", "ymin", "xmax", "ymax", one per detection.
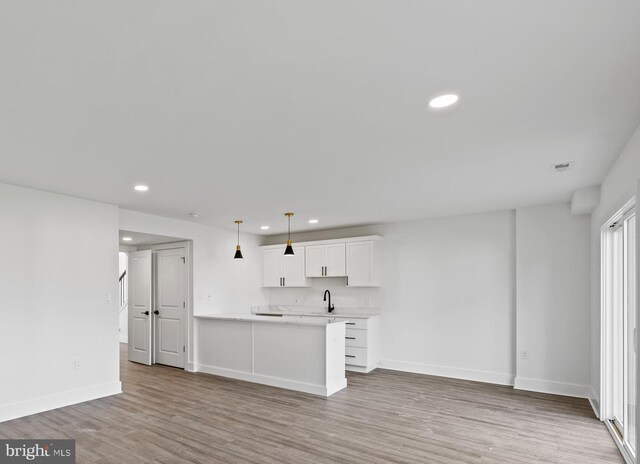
[{"xmin": 323, "ymin": 290, "xmax": 335, "ymax": 313}]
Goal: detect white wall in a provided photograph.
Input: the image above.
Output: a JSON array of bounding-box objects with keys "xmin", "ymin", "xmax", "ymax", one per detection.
[
  {"xmin": 118, "ymin": 209, "xmax": 267, "ymax": 370},
  {"xmin": 264, "ymin": 210, "xmax": 518, "ymax": 385},
  {"xmin": 515, "ymin": 203, "xmax": 591, "ymax": 397},
  {"xmin": 119, "ymin": 209, "xmax": 265, "ymax": 314},
  {"xmin": 0, "ymin": 182, "xmax": 121, "ymax": 422},
  {"xmin": 590, "ymin": 125, "xmax": 640, "ymax": 410}
]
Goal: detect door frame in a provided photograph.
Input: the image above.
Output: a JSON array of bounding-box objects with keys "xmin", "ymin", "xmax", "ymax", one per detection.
[
  {"xmin": 149, "ymin": 240, "xmax": 193, "ymax": 371},
  {"xmin": 601, "ymin": 197, "xmax": 636, "ymax": 463}
]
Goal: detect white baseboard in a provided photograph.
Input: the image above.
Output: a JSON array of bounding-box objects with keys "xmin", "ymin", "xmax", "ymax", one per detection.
[
  {"xmin": 588, "ymin": 386, "xmax": 600, "ymax": 419},
  {"xmin": 379, "ymin": 359, "xmax": 515, "ymax": 386},
  {"xmin": 0, "ymin": 381, "xmax": 122, "ymax": 423},
  {"xmin": 195, "ymin": 363, "xmax": 346, "ymax": 397},
  {"xmin": 513, "ymin": 377, "xmax": 589, "ymax": 398}
]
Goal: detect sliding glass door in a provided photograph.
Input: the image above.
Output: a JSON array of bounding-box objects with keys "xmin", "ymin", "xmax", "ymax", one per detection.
[{"xmin": 604, "ymin": 207, "xmax": 637, "ymax": 460}]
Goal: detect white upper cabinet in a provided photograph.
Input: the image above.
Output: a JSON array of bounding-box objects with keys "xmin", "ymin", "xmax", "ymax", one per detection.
[
  {"xmin": 346, "ymin": 241, "xmax": 379, "ymax": 287},
  {"xmin": 305, "ymin": 245, "xmax": 325, "ymax": 277},
  {"xmin": 262, "ymin": 246, "xmax": 309, "ymax": 287},
  {"xmin": 261, "ymin": 236, "xmax": 380, "ymax": 288},
  {"xmin": 262, "ymin": 248, "xmax": 283, "ymax": 287},
  {"xmin": 282, "ymin": 246, "xmax": 307, "ymax": 287},
  {"xmin": 305, "ymin": 243, "xmax": 346, "ymax": 277}
]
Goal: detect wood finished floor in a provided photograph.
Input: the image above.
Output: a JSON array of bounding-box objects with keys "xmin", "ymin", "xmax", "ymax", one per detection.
[{"xmin": 0, "ymin": 344, "xmax": 622, "ymax": 463}]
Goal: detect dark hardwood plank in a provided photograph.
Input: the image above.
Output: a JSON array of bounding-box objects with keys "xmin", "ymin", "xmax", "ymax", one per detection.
[{"xmin": 0, "ymin": 344, "xmax": 622, "ymax": 463}]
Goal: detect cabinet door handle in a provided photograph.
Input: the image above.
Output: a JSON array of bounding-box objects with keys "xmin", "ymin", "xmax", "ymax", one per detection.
[
  {"xmin": 345, "ymin": 355, "xmax": 356, "ymax": 358},
  {"xmin": 346, "ymin": 322, "xmax": 356, "ymax": 325},
  {"xmin": 283, "ymin": 277, "xmax": 285, "ymax": 287},
  {"xmin": 346, "ymin": 337, "xmax": 356, "ymax": 340},
  {"xmin": 346, "ymin": 276, "xmax": 349, "ymax": 286}
]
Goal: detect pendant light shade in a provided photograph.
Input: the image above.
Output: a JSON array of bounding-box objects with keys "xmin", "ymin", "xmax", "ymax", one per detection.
[
  {"xmin": 284, "ymin": 212, "xmax": 295, "ymax": 256},
  {"xmin": 234, "ymin": 220, "xmax": 244, "ymax": 259}
]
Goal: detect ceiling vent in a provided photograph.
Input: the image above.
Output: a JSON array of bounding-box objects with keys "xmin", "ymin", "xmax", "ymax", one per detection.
[{"xmin": 550, "ymin": 161, "xmax": 574, "ymax": 173}]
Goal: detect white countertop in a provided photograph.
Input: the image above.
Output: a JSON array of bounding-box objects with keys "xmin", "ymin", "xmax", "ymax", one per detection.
[
  {"xmin": 195, "ymin": 314, "xmax": 347, "ymax": 326},
  {"xmin": 251, "ymin": 305, "xmax": 380, "ymax": 319},
  {"xmin": 253, "ymin": 311, "xmax": 375, "ymax": 319}
]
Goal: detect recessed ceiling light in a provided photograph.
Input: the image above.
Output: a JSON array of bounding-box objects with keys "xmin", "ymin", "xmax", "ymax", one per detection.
[
  {"xmin": 260, "ymin": 225, "xmax": 270, "ymax": 230},
  {"xmin": 308, "ymin": 219, "xmax": 319, "ymax": 224},
  {"xmin": 122, "ymin": 237, "xmax": 132, "ymax": 242},
  {"xmin": 428, "ymin": 94, "xmax": 459, "ymax": 109},
  {"xmin": 134, "ymin": 185, "xmax": 149, "ymax": 192}
]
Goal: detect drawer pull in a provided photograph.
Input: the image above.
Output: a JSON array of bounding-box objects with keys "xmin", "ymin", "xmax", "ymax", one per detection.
[
  {"xmin": 345, "ymin": 337, "xmax": 356, "ymax": 340},
  {"xmin": 345, "ymin": 355, "xmax": 356, "ymax": 358},
  {"xmin": 346, "ymin": 322, "xmax": 356, "ymax": 325}
]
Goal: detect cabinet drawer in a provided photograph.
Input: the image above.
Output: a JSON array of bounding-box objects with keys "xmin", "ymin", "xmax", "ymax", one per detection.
[
  {"xmin": 334, "ymin": 317, "xmax": 368, "ymax": 330},
  {"xmin": 345, "ymin": 329, "xmax": 367, "ymax": 348},
  {"xmin": 345, "ymin": 346, "xmax": 367, "ymax": 367}
]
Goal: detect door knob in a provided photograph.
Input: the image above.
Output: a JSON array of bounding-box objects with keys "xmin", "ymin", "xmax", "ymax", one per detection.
[
  {"xmin": 153, "ymin": 310, "xmax": 159, "ymax": 315},
  {"xmin": 141, "ymin": 311, "xmax": 149, "ymax": 315}
]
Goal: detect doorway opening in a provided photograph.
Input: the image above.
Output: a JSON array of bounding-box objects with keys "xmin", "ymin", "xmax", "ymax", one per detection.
[
  {"xmin": 602, "ymin": 199, "xmax": 636, "ymax": 463},
  {"xmin": 119, "ymin": 230, "xmax": 192, "ymax": 370}
]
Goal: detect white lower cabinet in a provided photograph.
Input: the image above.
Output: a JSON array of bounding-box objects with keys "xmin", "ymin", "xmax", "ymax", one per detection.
[{"xmin": 334, "ymin": 315, "xmax": 380, "ymax": 373}]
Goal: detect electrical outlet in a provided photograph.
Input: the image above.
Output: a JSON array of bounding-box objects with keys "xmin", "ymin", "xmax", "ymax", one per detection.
[
  {"xmin": 74, "ymin": 358, "xmax": 81, "ymax": 369},
  {"xmin": 363, "ymin": 297, "xmax": 370, "ymax": 307},
  {"xmin": 104, "ymin": 294, "xmax": 112, "ymax": 304},
  {"xmin": 519, "ymin": 350, "xmax": 529, "ymax": 360}
]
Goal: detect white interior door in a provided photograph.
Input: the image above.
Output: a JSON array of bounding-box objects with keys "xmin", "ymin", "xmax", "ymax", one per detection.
[
  {"xmin": 128, "ymin": 250, "xmax": 152, "ymax": 365},
  {"xmin": 154, "ymin": 248, "xmax": 186, "ymax": 368}
]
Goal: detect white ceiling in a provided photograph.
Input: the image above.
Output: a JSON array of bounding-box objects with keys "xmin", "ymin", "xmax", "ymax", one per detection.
[{"xmin": 1, "ymin": 1, "xmax": 639, "ymax": 235}]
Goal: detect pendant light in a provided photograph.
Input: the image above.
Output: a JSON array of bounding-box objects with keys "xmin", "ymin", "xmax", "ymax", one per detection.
[
  {"xmin": 234, "ymin": 220, "xmax": 244, "ymax": 259},
  {"xmin": 284, "ymin": 212, "xmax": 295, "ymax": 256}
]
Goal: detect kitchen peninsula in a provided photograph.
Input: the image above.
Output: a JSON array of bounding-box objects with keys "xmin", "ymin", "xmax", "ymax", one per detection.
[{"xmin": 195, "ymin": 314, "xmax": 347, "ymax": 396}]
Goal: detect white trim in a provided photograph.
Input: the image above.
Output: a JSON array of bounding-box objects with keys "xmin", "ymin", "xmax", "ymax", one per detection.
[
  {"xmin": 513, "ymin": 377, "xmax": 590, "ymax": 398},
  {"xmin": 260, "ymin": 235, "xmax": 382, "ymax": 249},
  {"xmin": 0, "ymin": 381, "xmax": 122, "ymax": 423},
  {"xmin": 195, "ymin": 363, "xmax": 347, "ymax": 397},
  {"xmin": 589, "ymin": 386, "xmax": 601, "ymax": 419},
  {"xmin": 379, "ymin": 359, "xmax": 514, "ymax": 386},
  {"xmin": 346, "ymin": 364, "xmax": 377, "ymax": 374}
]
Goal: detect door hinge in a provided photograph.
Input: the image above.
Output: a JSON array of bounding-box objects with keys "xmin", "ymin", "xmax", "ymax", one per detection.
[
  {"xmin": 183, "ymin": 301, "xmax": 186, "ymax": 308},
  {"xmin": 183, "ymin": 346, "xmax": 185, "ymax": 352},
  {"xmin": 181, "ymin": 257, "xmax": 186, "ymax": 264}
]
